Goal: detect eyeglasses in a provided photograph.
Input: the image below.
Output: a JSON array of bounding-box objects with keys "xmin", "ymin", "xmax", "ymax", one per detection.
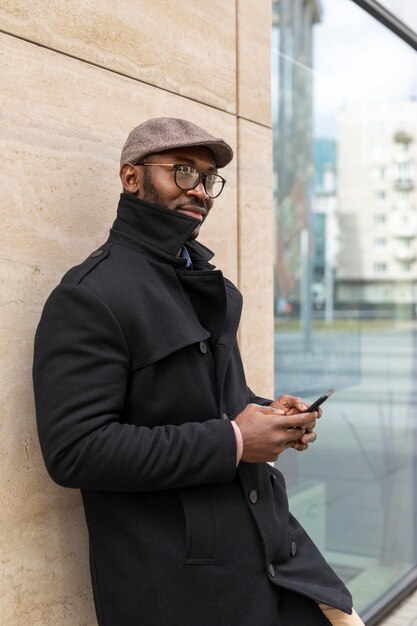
[{"xmin": 134, "ymin": 162, "xmax": 226, "ymax": 199}]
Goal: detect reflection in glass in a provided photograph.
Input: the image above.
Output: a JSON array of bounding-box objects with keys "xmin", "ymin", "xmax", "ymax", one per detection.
[{"xmin": 272, "ymin": 0, "xmax": 417, "ymax": 618}]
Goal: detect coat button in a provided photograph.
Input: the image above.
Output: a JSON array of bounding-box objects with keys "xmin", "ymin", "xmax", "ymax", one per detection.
[
  {"xmin": 90, "ymin": 249, "xmax": 103, "ymax": 258},
  {"xmin": 222, "ymin": 412, "xmax": 229, "ymax": 420},
  {"xmin": 199, "ymin": 341, "xmax": 208, "ymax": 354},
  {"xmin": 269, "ymin": 564, "xmax": 276, "ymax": 578},
  {"xmin": 249, "ymin": 490, "xmax": 258, "ymax": 504},
  {"xmin": 291, "ymin": 541, "xmax": 297, "ymax": 556}
]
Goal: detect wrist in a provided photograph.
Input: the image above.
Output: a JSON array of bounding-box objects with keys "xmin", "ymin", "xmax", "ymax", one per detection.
[{"xmin": 230, "ymin": 420, "xmax": 243, "ymax": 465}]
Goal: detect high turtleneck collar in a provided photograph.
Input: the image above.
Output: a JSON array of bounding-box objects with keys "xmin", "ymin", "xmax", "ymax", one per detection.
[{"xmin": 108, "ymin": 193, "xmax": 215, "ymax": 266}]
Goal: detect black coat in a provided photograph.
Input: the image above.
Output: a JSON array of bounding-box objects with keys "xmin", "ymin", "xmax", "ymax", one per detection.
[{"xmin": 33, "ymin": 194, "xmax": 352, "ymax": 625}]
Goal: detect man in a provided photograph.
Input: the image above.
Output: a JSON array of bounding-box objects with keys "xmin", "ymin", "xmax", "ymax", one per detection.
[{"xmin": 33, "ymin": 118, "xmax": 363, "ymax": 625}]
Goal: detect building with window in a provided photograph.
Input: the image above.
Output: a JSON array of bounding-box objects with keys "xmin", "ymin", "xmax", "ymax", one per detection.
[{"xmin": 336, "ymin": 101, "xmax": 417, "ymax": 316}]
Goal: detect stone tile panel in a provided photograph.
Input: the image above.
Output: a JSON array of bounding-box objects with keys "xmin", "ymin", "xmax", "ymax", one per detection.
[
  {"xmin": 237, "ymin": 0, "xmax": 272, "ymax": 126},
  {"xmin": 0, "ymin": 0, "xmax": 237, "ymax": 114},
  {"xmin": 237, "ymin": 118, "xmax": 274, "ymax": 398}
]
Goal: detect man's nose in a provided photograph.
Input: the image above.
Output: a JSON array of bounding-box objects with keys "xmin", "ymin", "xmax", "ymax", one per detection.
[{"xmin": 186, "ymin": 180, "xmax": 209, "ymax": 201}]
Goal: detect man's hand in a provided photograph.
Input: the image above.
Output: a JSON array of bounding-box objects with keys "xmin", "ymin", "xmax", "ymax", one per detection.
[
  {"xmin": 271, "ymin": 394, "xmax": 322, "ymax": 452},
  {"xmin": 234, "ymin": 402, "xmax": 320, "ymax": 463}
]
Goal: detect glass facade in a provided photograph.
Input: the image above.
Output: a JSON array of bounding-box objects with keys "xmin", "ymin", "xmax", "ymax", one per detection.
[{"xmin": 272, "ymin": 0, "xmax": 417, "ymax": 621}]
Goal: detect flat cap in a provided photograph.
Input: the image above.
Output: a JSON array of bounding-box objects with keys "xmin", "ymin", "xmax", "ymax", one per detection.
[{"xmin": 120, "ymin": 117, "xmax": 233, "ymax": 169}]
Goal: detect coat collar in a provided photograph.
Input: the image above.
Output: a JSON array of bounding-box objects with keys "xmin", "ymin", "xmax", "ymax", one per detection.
[
  {"xmin": 107, "ymin": 195, "xmax": 242, "ymax": 414},
  {"xmin": 109, "ymin": 193, "xmax": 215, "ymax": 267}
]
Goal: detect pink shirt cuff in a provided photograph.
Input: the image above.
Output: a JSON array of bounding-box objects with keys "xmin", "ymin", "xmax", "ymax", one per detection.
[{"xmin": 231, "ymin": 421, "xmax": 243, "ymax": 465}]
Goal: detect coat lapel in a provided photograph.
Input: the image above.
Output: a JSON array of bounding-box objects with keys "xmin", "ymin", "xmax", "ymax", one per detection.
[
  {"xmin": 175, "ymin": 269, "xmax": 227, "ymax": 349},
  {"xmin": 176, "ymin": 269, "xmax": 243, "ymax": 415}
]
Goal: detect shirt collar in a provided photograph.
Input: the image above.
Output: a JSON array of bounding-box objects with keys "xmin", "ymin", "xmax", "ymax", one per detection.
[{"xmin": 180, "ymin": 245, "xmax": 193, "ymax": 269}]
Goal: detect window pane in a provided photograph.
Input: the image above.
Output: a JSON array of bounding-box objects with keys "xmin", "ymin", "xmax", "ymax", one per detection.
[{"xmin": 272, "ymin": 0, "xmax": 417, "ymax": 617}]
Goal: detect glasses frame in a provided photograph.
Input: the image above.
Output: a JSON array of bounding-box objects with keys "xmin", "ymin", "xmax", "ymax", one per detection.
[{"xmin": 132, "ymin": 162, "xmax": 226, "ymax": 199}]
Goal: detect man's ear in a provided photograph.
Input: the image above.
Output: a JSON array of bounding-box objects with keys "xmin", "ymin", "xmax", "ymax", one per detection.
[{"xmin": 120, "ymin": 163, "xmax": 140, "ymax": 195}]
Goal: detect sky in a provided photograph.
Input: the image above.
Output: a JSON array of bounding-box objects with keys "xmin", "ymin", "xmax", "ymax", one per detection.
[{"xmin": 312, "ymin": 0, "xmax": 417, "ymax": 137}]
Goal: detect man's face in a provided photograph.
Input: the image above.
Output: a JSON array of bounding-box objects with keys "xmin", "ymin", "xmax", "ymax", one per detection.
[{"xmin": 122, "ymin": 146, "xmax": 217, "ymax": 240}]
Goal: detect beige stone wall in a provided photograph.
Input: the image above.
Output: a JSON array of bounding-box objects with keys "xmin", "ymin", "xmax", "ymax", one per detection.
[{"xmin": 0, "ymin": 2, "xmax": 272, "ymax": 623}]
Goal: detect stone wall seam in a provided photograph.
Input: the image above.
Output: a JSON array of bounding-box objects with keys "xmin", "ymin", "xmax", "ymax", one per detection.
[{"xmin": 0, "ymin": 27, "xmax": 237, "ymax": 119}]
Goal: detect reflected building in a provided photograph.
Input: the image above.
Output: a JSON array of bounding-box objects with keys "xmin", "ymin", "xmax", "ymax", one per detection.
[
  {"xmin": 312, "ymin": 139, "xmax": 339, "ymax": 319},
  {"xmin": 272, "ymin": 0, "xmax": 321, "ymax": 315},
  {"xmin": 336, "ymin": 101, "xmax": 417, "ymax": 316}
]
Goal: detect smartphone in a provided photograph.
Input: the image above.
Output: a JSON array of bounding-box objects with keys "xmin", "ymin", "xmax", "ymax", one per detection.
[{"xmin": 302, "ymin": 388, "xmax": 335, "ymax": 413}]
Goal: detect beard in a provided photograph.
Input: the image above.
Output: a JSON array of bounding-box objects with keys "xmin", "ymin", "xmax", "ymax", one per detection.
[
  {"xmin": 140, "ymin": 169, "xmax": 203, "ymax": 241},
  {"xmin": 142, "ymin": 168, "xmax": 166, "ymax": 206}
]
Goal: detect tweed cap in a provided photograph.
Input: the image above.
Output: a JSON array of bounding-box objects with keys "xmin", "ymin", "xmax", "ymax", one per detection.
[{"xmin": 120, "ymin": 117, "xmax": 233, "ymax": 169}]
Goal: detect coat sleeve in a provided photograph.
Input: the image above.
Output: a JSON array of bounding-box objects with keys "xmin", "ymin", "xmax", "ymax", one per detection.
[{"xmin": 33, "ymin": 283, "xmax": 237, "ymax": 492}]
